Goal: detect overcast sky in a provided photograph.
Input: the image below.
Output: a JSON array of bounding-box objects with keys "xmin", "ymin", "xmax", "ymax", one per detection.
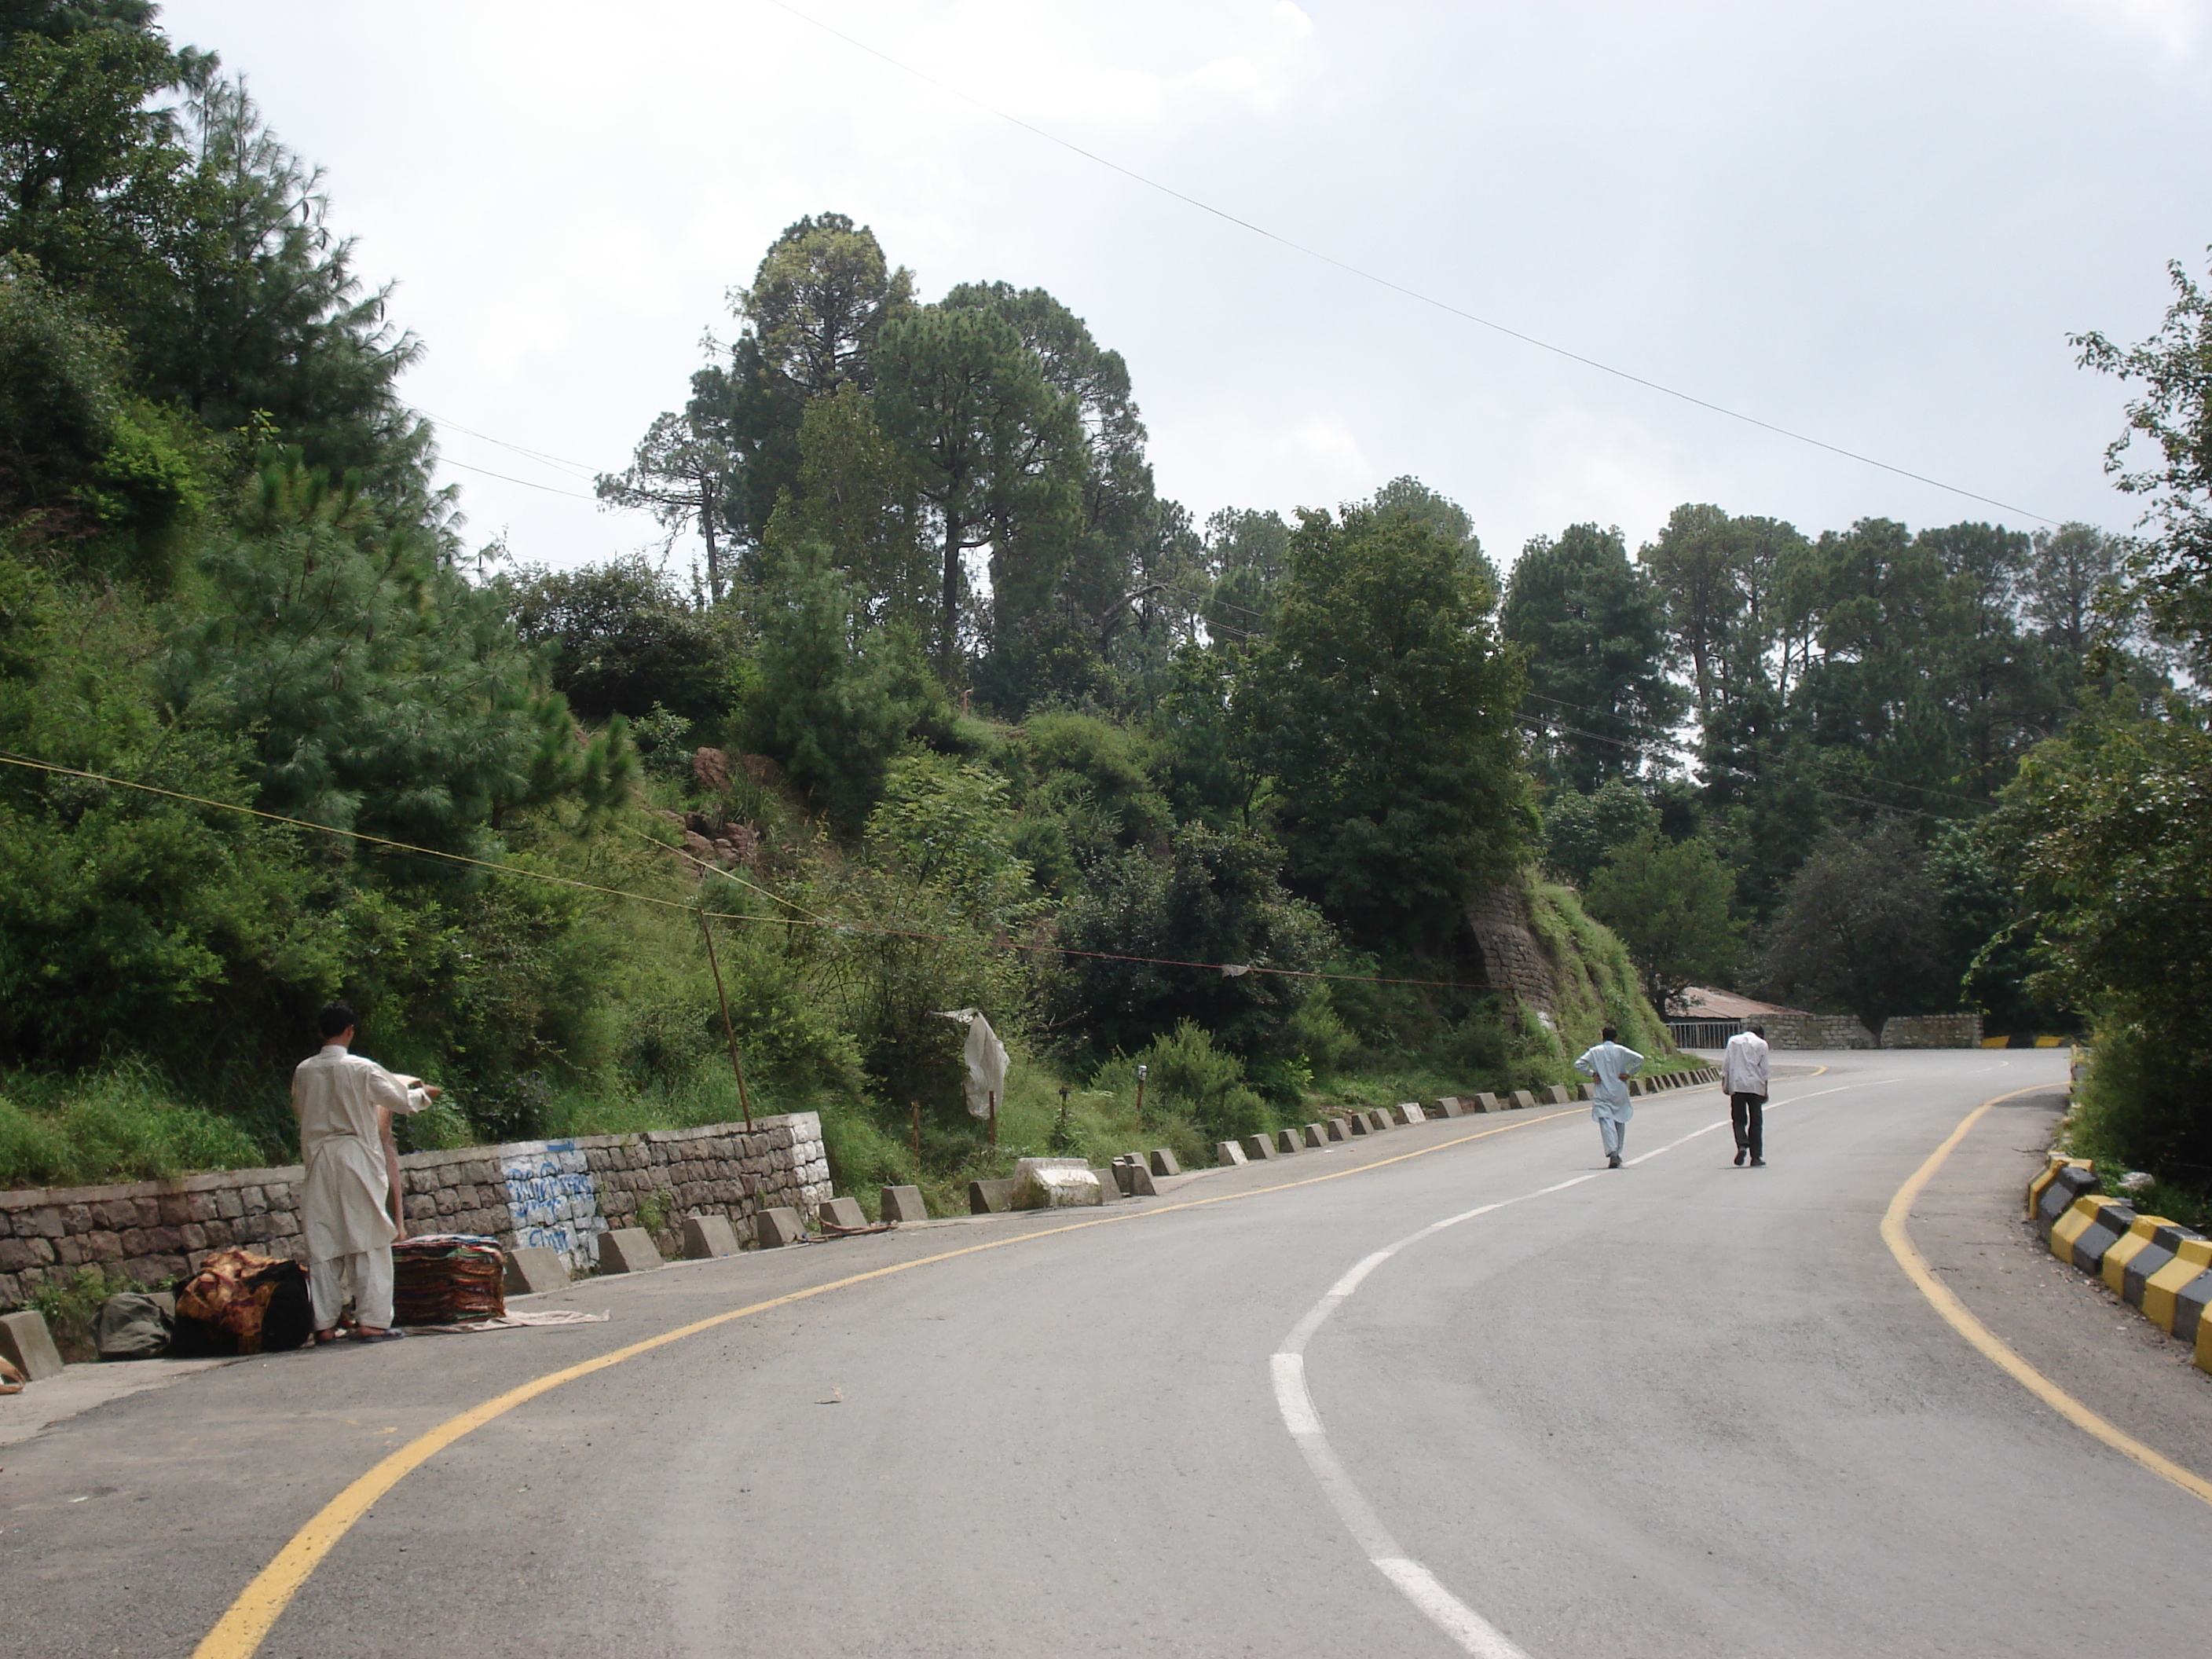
[{"xmin": 159, "ymin": 0, "xmax": 2212, "ymax": 580}]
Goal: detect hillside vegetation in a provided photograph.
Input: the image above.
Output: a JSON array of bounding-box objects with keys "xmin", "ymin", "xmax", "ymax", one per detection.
[{"xmin": 3, "ymin": 6, "xmax": 2206, "ymax": 1224}]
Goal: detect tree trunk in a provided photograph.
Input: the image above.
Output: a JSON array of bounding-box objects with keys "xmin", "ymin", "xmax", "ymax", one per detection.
[
  {"xmin": 699, "ymin": 475, "xmax": 722, "ymax": 603},
  {"xmin": 938, "ymin": 511, "xmax": 964, "ymax": 682}
]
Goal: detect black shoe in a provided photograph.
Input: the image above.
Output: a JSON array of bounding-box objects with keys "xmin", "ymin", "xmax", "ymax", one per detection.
[
  {"xmin": 1734, "ymin": 1147, "xmax": 1747, "ymax": 1166},
  {"xmin": 1607, "ymin": 1153, "xmax": 1621, "ymax": 1168},
  {"xmin": 1749, "ymin": 1157, "xmax": 1766, "ymax": 1166}
]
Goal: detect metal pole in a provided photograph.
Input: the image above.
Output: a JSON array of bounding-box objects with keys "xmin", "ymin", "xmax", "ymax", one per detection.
[
  {"xmin": 699, "ymin": 910, "xmax": 753, "ymax": 1130},
  {"xmin": 988, "ymin": 1089, "xmax": 997, "ymax": 1148}
]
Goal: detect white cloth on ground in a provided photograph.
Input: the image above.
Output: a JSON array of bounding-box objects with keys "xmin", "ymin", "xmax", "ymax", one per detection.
[
  {"xmin": 1723, "ymin": 1029, "xmax": 1771, "ymax": 1096},
  {"xmin": 308, "ymin": 1247, "xmax": 394, "ymax": 1331},
  {"xmin": 292, "ymin": 1043, "xmax": 428, "ymax": 1263},
  {"xmin": 1574, "ymin": 1039, "xmax": 1646, "ymax": 1113}
]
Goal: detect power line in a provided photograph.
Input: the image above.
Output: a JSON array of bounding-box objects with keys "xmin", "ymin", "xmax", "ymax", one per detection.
[
  {"xmin": 0, "ymin": 752, "xmax": 1503, "ymax": 995},
  {"xmin": 767, "ymin": 0, "xmax": 2060, "ymax": 528},
  {"xmin": 439, "ymin": 456, "xmax": 598, "ymax": 500},
  {"xmin": 415, "ymin": 408, "xmax": 602, "ymax": 480}
]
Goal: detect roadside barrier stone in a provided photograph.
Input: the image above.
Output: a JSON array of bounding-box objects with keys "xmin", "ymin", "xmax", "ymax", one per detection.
[
  {"xmin": 1148, "ymin": 1149, "xmax": 1181, "ymax": 1177},
  {"xmin": 2052, "ymin": 1196, "xmax": 2137, "ymax": 1273},
  {"xmin": 819, "ymin": 1196, "xmax": 867, "ymax": 1229},
  {"xmin": 756, "ymin": 1205, "xmax": 808, "ymax": 1244},
  {"xmin": 1302, "ymin": 1123, "xmax": 1328, "ymax": 1148},
  {"xmin": 1119, "ymin": 1160, "xmax": 1158, "ymax": 1196},
  {"xmin": 878, "ymin": 1185, "xmax": 929, "ymax": 1224},
  {"xmin": 1474, "ymin": 1093, "xmax": 1505, "ymax": 1113},
  {"xmin": 2102, "ymin": 1214, "xmax": 2170, "ymax": 1296},
  {"xmin": 2029, "ymin": 1158, "xmax": 2095, "ymax": 1229},
  {"xmin": 1240, "ymin": 1133, "xmax": 1276, "ymax": 1161},
  {"xmin": 0, "ymin": 1309, "xmax": 64, "ymax": 1381},
  {"xmin": 503, "ymin": 1244, "xmax": 569, "ymax": 1296},
  {"xmin": 1013, "ymin": 1159, "xmax": 1103, "ymax": 1208},
  {"xmin": 2146, "ymin": 1239, "xmax": 2212, "ymax": 1338},
  {"xmin": 1214, "ymin": 1141, "xmax": 1248, "ymax": 1166},
  {"xmin": 968, "ymin": 1178, "xmax": 1024, "ymax": 1214},
  {"xmin": 1275, "ymin": 1129, "xmax": 1304, "ymax": 1155},
  {"xmin": 1365, "ymin": 1110, "xmax": 1394, "ymax": 1133},
  {"xmin": 1343, "ymin": 1115, "xmax": 1369, "ymax": 1137},
  {"xmin": 2034, "ymin": 1163, "xmax": 2100, "ymax": 1240},
  {"xmin": 596, "ymin": 1227, "xmax": 664, "ymax": 1273},
  {"xmin": 681, "ymin": 1215, "xmax": 742, "ymax": 1258},
  {"xmin": 1394, "ymin": 1102, "xmax": 1425, "ymax": 1125},
  {"xmin": 1511, "ymin": 1090, "xmax": 1538, "ymax": 1111},
  {"xmin": 1434, "ymin": 1097, "xmax": 1464, "ymax": 1118}
]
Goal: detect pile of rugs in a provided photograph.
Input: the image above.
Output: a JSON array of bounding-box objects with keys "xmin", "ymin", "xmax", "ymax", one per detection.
[
  {"xmin": 393, "ymin": 1234, "xmax": 507, "ymax": 1326},
  {"xmin": 173, "ymin": 1247, "xmax": 312, "ymax": 1354}
]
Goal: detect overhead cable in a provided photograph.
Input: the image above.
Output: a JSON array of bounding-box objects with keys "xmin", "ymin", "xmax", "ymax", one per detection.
[{"xmin": 766, "ymin": 0, "xmax": 2059, "ymax": 527}]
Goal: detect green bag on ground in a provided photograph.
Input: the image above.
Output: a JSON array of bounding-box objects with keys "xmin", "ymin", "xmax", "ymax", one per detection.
[{"xmin": 94, "ymin": 1292, "xmax": 172, "ymax": 1361}]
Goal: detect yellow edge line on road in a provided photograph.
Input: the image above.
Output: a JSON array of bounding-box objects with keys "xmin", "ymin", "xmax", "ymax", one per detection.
[
  {"xmin": 1881, "ymin": 1086, "xmax": 2212, "ymax": 1511},
  {"xmin": 198, "ymin": 1102, "xmax": 1621, "ymax": 1658}
]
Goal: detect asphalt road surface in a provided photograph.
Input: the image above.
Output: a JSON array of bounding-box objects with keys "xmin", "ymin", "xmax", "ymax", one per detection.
[{"xmin": 8, "ymin": 1048, "xmax": 2210, "ymax": 1658}]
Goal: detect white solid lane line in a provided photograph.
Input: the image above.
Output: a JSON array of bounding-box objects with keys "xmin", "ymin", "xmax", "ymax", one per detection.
[{"xmin": 1269, "ymin": 1074, "xmax": 1900, "ymax": 1656}]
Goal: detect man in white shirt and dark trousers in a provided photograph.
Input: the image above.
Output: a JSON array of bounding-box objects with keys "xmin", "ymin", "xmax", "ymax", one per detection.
[{"xmin": 1724, "ymin": 1024, "xmax": 1771, "ymax": 1167}]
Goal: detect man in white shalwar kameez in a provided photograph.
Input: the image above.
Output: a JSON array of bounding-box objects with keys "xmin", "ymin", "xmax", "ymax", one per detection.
[
  {"xmin": 292, "ymin": 1003, "xmax": 436, "ymax": 1342},
  {"xmin": 1573, "ymin": 1025, "xmax": 1645, "ymax": 1170}
]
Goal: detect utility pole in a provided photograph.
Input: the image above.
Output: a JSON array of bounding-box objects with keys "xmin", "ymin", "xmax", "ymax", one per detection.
[{"xmin": 698, "ymin": 909, "xmax": 753, "ymax": 1130}]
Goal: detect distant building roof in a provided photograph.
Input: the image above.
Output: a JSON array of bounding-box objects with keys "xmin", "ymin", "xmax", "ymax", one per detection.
[{"xmin": 1668, "ymin": 986, "xmax": 1810, "ymax": 1020}]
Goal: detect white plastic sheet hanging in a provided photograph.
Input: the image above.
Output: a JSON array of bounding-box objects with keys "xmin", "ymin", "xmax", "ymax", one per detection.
[{"xmin": 934, "ymin": 1008, "xmax": 1009, "ymax": 1119}]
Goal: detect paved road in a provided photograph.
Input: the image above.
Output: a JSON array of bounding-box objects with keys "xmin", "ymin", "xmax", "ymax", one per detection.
[{"xmin": 7, "ymin": 1049, "xmax": 2210, "ymax": 1657}]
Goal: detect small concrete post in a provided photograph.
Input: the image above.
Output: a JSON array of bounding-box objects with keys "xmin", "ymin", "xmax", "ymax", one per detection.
[
  {"xmin": 597, "ymin": 1228, "xmax": 665, "ymax": 1273},
  {"xmin": 880, "ymin": 1185, "xmax": 930, "ymax": 1223},
  {"xmin": 0, "ymin": 1309, "xmax": 65, "ymax": 1381},
  {"xmin": 504, "ymin": 1245, "xmax": 570, "ymax": 1296},
  {"xmin": 682, "ymin": 1215, "xmax": 742, "ymax": 1259},
  {"xmin": 1148, "ymin": 1148, "xmax": 1181, "ymax": 1177}
]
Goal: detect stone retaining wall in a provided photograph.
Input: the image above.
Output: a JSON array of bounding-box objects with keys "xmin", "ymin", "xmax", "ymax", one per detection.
[
  {"xmin": 0, "ymin": 1111, "xmax": 829, "ymax": 1309},
  {"xmin": 1759, "ymin": 1012, "xmax": 1985, "ymax": 1049},
  {"xmin": 1878, "ymin": 1013, "xmax": 1984, "ymax": 1049}
]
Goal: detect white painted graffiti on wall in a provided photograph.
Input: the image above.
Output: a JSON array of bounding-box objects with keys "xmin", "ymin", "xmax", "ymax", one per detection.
[{"xmin": 501, "ymin": 1141, "xmax": 605, "ymax": 1272}]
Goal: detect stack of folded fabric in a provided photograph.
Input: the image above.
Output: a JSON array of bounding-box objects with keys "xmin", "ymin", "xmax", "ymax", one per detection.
[{"xmin": 392, "ymin": 1234, "xmax": 507, "ymax": 1325}]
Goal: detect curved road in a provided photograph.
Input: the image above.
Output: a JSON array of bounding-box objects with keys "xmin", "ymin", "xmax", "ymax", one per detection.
[{"xmin": 7, "ymin": 1049, "xmax": 2210, "ymax": 1657}]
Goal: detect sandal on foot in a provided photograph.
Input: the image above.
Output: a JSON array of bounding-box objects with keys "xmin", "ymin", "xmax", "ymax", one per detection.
[
  {"xmin": 352, "ymin": 1326, "xmax": 407, "ymax": 1342},
  {"xmin": 312, "ymin": 1328, "xmax": 342, "ymax": 1346}
]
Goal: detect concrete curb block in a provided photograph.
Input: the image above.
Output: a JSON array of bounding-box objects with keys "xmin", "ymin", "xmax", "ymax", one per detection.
[
  {"xmin": 504, "ymin": 1244, "xmax": 569, "ymax": 1295},
  {"xmin": 597, "ymin": 1227, "xmax": 665, "ymax": 1273},
  {"xmin": 2027, "ymin": 1157, "xmax": 2212, "ymax": 1374},
  {"xmin": 819, "ymin": 1196, "xmax": 867, "ymax": 1229},
  {"xmin": 755, "ymin": 1206, "xmax": 807, "ymax": 1244},
  {"xmin": 1148, "ymin": 1149, "xmax": 1181, "ymax": 1177},
  {"xmin": 681, "ymin": 1215, "xmax": 742, "ymax": 1259},
  {"xmin": 1214, "ymin": 1141, "xmax": 1247, "ymax": 1167},
  {"xmin": 0, "ymin": 1309, "xmax": 64, "ymax": 1381},
  {"xmin": 879, "ymin": 1185, "xmax": 929, "ymax": 1224}
]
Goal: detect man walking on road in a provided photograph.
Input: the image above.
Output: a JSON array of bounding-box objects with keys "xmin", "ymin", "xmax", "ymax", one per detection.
[
  {"xmin": 1575, "ymin": 1025, "xmax": 1644, "ymax": 1169},
  {"xmin": 1725, "ymin": 1023, "xmax": 1771, "ymax": 1166},
  {"xmin": 293, "ymin": 1003, "xmax": 437, "ymax": 1343}
]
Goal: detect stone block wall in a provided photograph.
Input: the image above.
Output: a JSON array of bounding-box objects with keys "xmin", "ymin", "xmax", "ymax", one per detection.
[
  {"xmin": 1465, "ymin": 884, "xmax": 1556, "ymax": 1009},
  {"xmin": 1763, "ymin": 1014, "xmax": 1881, "ymax": 1049},
  {"xmin": 1878, "ymin": 1013, "xmax": 1984, "ymax": 1049},
  {"xmin": 0, "ymin": 1111, "xmax": 829, "ymax": 1309}
]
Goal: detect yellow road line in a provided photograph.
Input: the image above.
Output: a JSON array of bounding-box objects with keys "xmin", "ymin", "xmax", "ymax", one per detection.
[
  {"xmin": 1881, "ymin": 1087, "xmax": 2212, "ymax": 1511},
  {"xmin": 196, "ymin": 1104, "xmax": 1601, "ymax": 1658}
]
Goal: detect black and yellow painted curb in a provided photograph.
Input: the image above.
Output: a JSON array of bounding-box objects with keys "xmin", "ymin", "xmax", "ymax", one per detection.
[{"xmin": 2030, "ymin": 1155, "xmax": 2212, "ymax": 1375}]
